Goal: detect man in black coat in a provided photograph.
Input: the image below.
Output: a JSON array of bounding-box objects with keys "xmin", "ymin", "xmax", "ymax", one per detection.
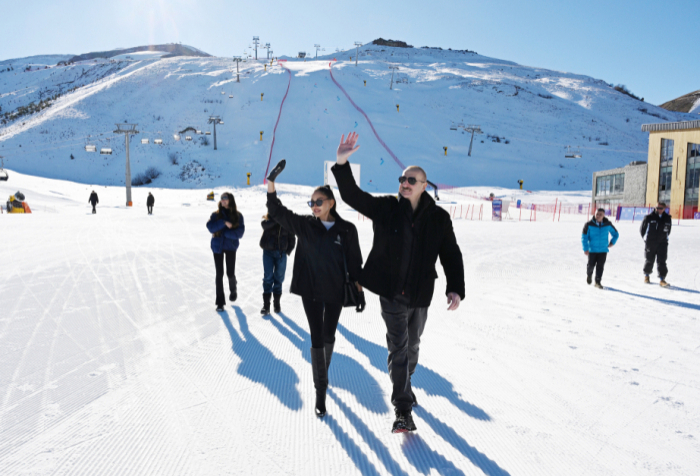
[
  {"xmin": 640, "ymin": 202, "xmax": 672, "ymax": 286},
  {"xmin": 88, "ymin": 191, "xmax": 99, "ymax": 214},
  {"xmin": 146, "ymin": 192, "xmax": 155, "ymax": 215},
  {"xmin": 332, "ymin": 132, "xmax": 465, "ymax": 434}
]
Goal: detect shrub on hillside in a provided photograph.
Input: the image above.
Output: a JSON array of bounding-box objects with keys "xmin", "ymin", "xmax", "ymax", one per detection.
[
  {"xmin": 131, "ymin": 166, "xmax": 161, "ymax": 186},
  {"xmin": 614, "ymin": 84, "xmax": 643, "ymax": 102}
]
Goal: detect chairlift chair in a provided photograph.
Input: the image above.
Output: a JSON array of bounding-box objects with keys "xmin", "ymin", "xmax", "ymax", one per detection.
[
  {"xmin": 229, "ymin": 95, "xmax": 233, "ymax": 98},
  {"xmin": 450, "ymin": 122, "xmax": 457, "ymax": 131},
  {"xmin": 173, "ymin": 134, "xmax": 180, "ymax": 141},
  {"xmin": 205, "ymin": 131, "xmax": 211, "ymax": 135},
  {"xmin": 100, "ymin": 148, "xmax": 112, "ymax": 155},
  {"xmin": 141, "ymin": 138, "xmax": 149, "ymax": 144},
  {"xmin": 565, "ymin": 145, "xmax": 582, "ymax": 159},
  {"xmin": 85, "ymin": 145, "xmax": 97, "ymax": 152},
  {"xmin": 185, "ymin": 136, "xmax": 192, "ymax": 141},
  {"xmin": 218, "ymin": 121, "xmax": 224, "ymax": 125},
  {"xmin": 154, "ymin": 139, "xmax": 163, "ymax": 145},
  {"xmin": 196, "ymin": 130, "xmax": 202, "ymax": 134},
  {"xmin": 221, "ymin": 91, "xmax": 225, "ymax": 95}
]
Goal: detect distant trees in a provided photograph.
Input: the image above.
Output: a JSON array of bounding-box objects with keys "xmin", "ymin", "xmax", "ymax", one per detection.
[{"xmin": 614, "ymin": 84, "xmax": 644, "ymax": 102}]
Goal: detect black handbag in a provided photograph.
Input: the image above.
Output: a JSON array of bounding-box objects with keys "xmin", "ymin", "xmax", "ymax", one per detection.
[{"xmin": 339, "ymin": 235, "xmax": 362, "ymax": 309}]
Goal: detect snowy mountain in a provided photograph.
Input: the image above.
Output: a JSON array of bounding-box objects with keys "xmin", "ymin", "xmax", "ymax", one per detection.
[
  {"xmin": 0, "ymin": 43, "xmax": 695, "ymax": 191},
  {"xmin": 660, "ymin": 89, "xmax": 700, "ymax": 114}
]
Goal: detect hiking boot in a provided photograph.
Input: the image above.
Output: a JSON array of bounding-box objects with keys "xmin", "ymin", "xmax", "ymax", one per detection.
[
  {"xmin": 273, "ymin": 293, "xmax": 282, "ymax": 313},
  {"xmin": 260, "ymin": 293, "xmax": 271, "ymax": 315},
  {"xmin": 594, "ymin": 282, "xmax": 604, "ymax": 289},
  {"xmin": 660, "ymin": 279, "xmax": 670, "ymax": 288},
  {"xmin": 216, "ymin": 305, "xmax": 224, "ymax": 312},
  {"xmin": 586, "ymin": 274, "xmax": 592, "ymax": 285},
  {"xmin": 229, "ymin": 290, "xmax": 237, "ymax": 302},
  {"xmin": 644, "ymin": 275, "xmax": 650, "ymax": 284},
  {"xmin": 392, "ymin": 408, "xmax": 417, "ymax": 433}
]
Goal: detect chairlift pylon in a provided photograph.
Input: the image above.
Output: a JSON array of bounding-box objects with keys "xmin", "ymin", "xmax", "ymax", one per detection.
[{"xmin": 0, "ymin": 157, "xmax": 8, "ymax": 181}]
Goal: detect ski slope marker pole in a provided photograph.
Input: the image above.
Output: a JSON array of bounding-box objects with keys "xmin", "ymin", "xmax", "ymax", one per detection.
[{"xmin": 553, "ymin": 198, "xmax": 557, "ymax": 222}]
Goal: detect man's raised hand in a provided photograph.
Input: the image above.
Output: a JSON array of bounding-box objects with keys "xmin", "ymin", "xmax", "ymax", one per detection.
[{"xmin": 336, "ymin": 132, "xmax": 360, "ymax": 165}]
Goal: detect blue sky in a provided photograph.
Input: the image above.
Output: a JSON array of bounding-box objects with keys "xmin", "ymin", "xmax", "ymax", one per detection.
[{"xmin": 3, "ymin": 0, "xmax": 697, "ymax": 106}]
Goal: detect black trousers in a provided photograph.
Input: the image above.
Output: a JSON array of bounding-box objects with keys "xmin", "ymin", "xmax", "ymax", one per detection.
[
  {"xmin": 91, "ymin": 205, "xmax": 96, "ymax": 214},
  {"xmin": 644, "ymin": 242, "xmax": 668, "ymax": 278},
  {"xmin": 587, "ymin": 252, "xmax": 607, "ymax": 283},
  {"xmin": 380, "ymin": 295, "xmax": 429, "ymax": 412},
  {"xmin": 147, "ymin": 206, "xmax": 153, "ymax": 214},
  {"xmin": 301, "ymin": 296, "xmax": 343, "ymax": 349},
  {"xmin": 213, "ymin": 250, "xmax": 237, "ymax": 306}
]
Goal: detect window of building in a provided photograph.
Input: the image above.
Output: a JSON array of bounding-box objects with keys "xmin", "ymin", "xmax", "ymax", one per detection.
[
  {"xmin": 685, "ymin": 143, "xmax": 700, "ymax": 218},
  {"xmin": 658, "ymin": 138, "xmax": 674, "ymax": 203},
  {"xmin": 595, "ymin": 173, "xmax": 624, "ymax": 196}
]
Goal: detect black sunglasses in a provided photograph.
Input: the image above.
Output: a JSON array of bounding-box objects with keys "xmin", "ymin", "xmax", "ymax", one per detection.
[
  {"xmin": 398, "ymin": 176, "xmax": 425, "ymax": 185},
  {"xmin": 656, "ymin": 207, "xmax": 665, "ymax": 210},
  {"xmin": 308, "ymin": 198, "xmax": 330, "ymax": 207}
]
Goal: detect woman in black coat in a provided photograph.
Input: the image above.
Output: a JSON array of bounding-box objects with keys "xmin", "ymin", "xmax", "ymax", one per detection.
[{"xmin": 266, "ymin": 161, "xmax": 364, "ymax": 418}]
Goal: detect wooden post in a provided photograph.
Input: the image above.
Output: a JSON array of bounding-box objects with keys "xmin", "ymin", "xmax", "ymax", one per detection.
[{"xmin": 260, "ymin": 131, "xmax": 263, "ymax": 141}]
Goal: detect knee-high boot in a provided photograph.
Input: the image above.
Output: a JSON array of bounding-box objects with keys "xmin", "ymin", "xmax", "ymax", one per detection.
[
  {"xmin": 324, "ymin": 342, "xmax": 335, "ymax": 371},
  {"xmin": 310, "ymin": 347, "xmax": 327, "ymax": 417}
]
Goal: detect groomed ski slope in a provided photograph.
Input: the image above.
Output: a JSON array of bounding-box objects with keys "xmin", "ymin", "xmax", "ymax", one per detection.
[{"xmin": 1, "ymin": 172, "xmax": 699, "ymax": 475}]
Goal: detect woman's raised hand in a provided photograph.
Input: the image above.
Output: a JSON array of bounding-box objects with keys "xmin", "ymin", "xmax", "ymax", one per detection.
[
  {"xmin": 267, "ymin": 159, "xmax": 286, "ymax": 182},
  {"xmin": 336, "ymin": 132, "xmax": 360, "ymax": 165}
]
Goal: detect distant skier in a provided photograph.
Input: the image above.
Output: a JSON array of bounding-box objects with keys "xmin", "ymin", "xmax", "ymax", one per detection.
[
  {"xmin": 266, "ymin": 160, "xmax": 365, "ymax": 418},
  {"xmin": 332, "ymin": 132, "xmax": 465, "ymax": 434},
  {"xmin": 147, "ymin": 192, "xmax": 155, "ymax": 215},
  {"xmin": 206, "ymin": 192, "xmax": 245, "ymax": 312},
  {"xmin": 259, "ymin": 213, "xmax": 296, "ymax": 315},
  {"xmin": 582, "ymin": 208, "xmax": 619, "ymax": 289},
  {"xmin": 88, "ymin": 190, "xmax": 99, "ymax": 214},
  {"xmin": 640, "ymin": 202, "xmax": 672, "ymax": 287}
]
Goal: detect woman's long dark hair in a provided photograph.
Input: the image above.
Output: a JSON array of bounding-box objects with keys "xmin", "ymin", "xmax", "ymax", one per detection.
[
  {"xmin": 314, "ymin": 185, "xmax": 340, "ymax": 219},
  {"xmin": 218, "ymin": 192, "xmax": 240, "ymax": 228}
]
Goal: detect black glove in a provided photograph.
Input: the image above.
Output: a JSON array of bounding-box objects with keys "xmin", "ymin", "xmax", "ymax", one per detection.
[
  {"xmin": 355, "ymin": 291, "xmax": 366, "ymax": 313},
  {"xmin": 267, "ymin": 160, "xmax": 286, "ymax": 182}
]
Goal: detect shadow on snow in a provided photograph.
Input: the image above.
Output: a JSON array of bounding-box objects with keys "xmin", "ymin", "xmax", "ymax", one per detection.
[{"xmin": 606, "ymin": 287, "xmax": 700, "ymax": 311}]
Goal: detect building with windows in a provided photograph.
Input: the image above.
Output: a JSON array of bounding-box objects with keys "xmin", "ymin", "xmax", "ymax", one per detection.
[
  {"xmin": 591, "ymin": 162, "xmax": 648, "ymax": 211},
  {"xmin": 642, "ymin": 120, "xmax": 700, "ymax": 219}
]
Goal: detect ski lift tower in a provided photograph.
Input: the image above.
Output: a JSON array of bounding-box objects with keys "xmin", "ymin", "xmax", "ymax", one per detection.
[
  {"xmin": 233, "ymin": 56, "xmax": 242, "ymax": 82},
  {"xmin": 208, "ymin": 116, "xmax": 223, "ymax": 150},
  {"xmin": 463, "ymin": 125, "xmax": 483, "ymax": 157},
  {"xmin": 252, "ymin": 36, "xmax": 260, "ymax": 60},
  {"xmin": 264, "ymin": 43, "xmax": 271, "ymax": 59},
  {"xmin": 389, "ymin": 65, "xmax": 399, "ymax": 89},
  {"xmin": 354, "ymin": 42, "xmax": 362, "ymax": 67},
  {"xmin": 113, "ymin": 123, "xmax": 139, "ymax": 206},
  {"xmin": 314, "ymin": 44, "xmax": 321, "ymax": 59}
]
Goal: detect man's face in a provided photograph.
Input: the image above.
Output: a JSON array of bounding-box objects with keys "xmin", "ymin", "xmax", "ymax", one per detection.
[
  {"xmin": 595, "ymin": 211, "xmax": 605, "ymax": 223},
  {"xmin": 656, "ymin": 204, "xmax": 665, "ymax": 215},
  {"xmin": 398, "ymin": 170, "xmax": 427, "ymax": 200}
]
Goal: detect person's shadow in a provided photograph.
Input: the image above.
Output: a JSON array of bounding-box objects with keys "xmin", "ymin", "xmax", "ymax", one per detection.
[
  {"xmin": 337, "ymin": 323, "xmax": 491, "ymax": 421},
  {"xmin": 219, "ymin": 307, "xmax": 302, "ymax": 410},
  {"xmin": 267, "ymin": 312, "xmax": 388, "ymax": 414},
  {"xmin": 606, "ymin": 287, "xmax": 700, "ymax": 311}
]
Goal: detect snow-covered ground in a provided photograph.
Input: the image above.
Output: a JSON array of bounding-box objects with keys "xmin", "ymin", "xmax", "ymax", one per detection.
[
  {"xmin": 1, "ymin": 46, "xmax": 695, "ymax": 192},
  {"xmin": 2, "ymin": 172, "xmax": 699, "ymax": 475}
]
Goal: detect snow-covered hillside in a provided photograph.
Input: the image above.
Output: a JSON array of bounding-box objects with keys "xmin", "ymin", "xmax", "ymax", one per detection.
[{"xmin": 0, "ymin": 45, "xmax": 694, "ymax": 191}]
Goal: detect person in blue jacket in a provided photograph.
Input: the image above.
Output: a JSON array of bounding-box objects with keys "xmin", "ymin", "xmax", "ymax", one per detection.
[
  {"xmin": 206, "ymin": 192, "xmax": 245, "ymax": 311},
  {"xmin": 582, "ymin": 208, "xmax": 619, "ymax": 288}
]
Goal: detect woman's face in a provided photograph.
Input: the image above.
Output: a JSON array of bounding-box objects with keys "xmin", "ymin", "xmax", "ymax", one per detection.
[
  {"xmin": 310, "ymin": 191, "xmax": 334, "ymax": 219},
  {"xmin": 221, "ymin": 195, "xmax": 230, "ymax": 208}
]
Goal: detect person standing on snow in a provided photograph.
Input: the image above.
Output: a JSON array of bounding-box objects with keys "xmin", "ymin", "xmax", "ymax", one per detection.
[
  {"xmin": 147, "ymin": 192, "xmax": 155, "ymax": 215},
  {"xmin": 640, "ymin": 202, "xmax": 672, "ymax": 287},
  {"xmin": 581, "ymin": 208, "xmax": 619, "ymax": 289},
  {"xmin": 88, "ymin": 190, "xmax": 99, "ymax": 214},
  {"xmin": 266, "ymin": 160, "xmax": 365, "ymax": 418},
  {"xmin": 332, "ymin": 132, "xmax": 465, "ymax": 434},
  {"xmin": 259, "ymin": 212, "xmax": 296, "ymax": 315},
  {"xmin": 206, "ymin": 192, "xmax": 245, "ymax": 312}
]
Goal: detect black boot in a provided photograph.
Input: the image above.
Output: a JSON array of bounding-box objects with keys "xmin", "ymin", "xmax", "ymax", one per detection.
[
  {"xmin": 260, "ymin": 293, "xmax": 271, "ymax": 315},
  {"xmin": 273, "ymin": 293, "xmax": 282, "ymax": 313},
  {"xmin": 310, "ymin": 347, "xmax": 328, "ymax": 417},
  {"xmin": 324, "ymin": 342, "xmax": 334, "ymax": 371}
]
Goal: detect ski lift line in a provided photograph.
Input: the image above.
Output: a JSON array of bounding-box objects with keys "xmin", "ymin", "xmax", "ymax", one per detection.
[
  {"xmin": 0, "ymin": 132, "xmax": 114, "ymax": 153},
  {"xmin": 507, "ymin": 135, "xmax": 646, "ymax": 154},
  {"xmin": 262, "ymin": 65, "xmax": 292, "ymax": 183}
]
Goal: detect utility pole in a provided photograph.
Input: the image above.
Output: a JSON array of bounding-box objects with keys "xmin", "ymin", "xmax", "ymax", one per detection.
[
  {"xmin": 208, "ymin": 116, "xmax": 222, "ymax": 150},
  {"xmin": 113, "ymin": 123, "xmax": 139, "ymax": 206},
  {"xmin": 463, "ymin": 124, "xmax": 483, "ymax": 157},
  {"xmin": 314, "ymin": 44, "xmax": 321, "ymax": 59},
  {"xmin": 253, "ymin": 36, "xmax": 260, "ymax": 60},
  {"xmin": 354, "ymin": 42, "xmax": 362, "ymax": 67},
  {"xmin": 389, "ymin": 65, "xmax": 399, "ymax": 89},
  {"xmin": 233, "ymin": 56, "xmax": 242, "ymax": 82},
  {"xmin": 264, "ymin": 43, "xmax": 270, "ymax": 59}
]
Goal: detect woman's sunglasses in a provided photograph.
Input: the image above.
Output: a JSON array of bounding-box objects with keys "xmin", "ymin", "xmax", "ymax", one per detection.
[
  {"xmin": 308, "ymin": 198, "xmax": 329, "ymax": 207},
  {"xmin": 398, "ymin": 176, "xmax": 425, "ymax": 185}
]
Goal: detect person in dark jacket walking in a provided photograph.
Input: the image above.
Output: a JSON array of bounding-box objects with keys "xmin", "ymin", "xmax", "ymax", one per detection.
[
  {"xmin": 259, "ymin": 213, "xmax": 296, "ymax": 314},
  {"xmin": 206, "ymin": 192, "xmax": 245, "ymax": 311},
  {"xmin": 640, "ymin": 202, "xmax": 672, "ymax": 286},
  {"xmin": 146, "ymin": 192, "xmax": 155, "ymax": 215},
  {"xmin": 88, "ymin": 191, "xmax": 99, "ymax": 214},
  {"xmin": 266, "ymin": 160, "xmax": 365, "ymax": 418},
  {"xmin": 582, "ymin": 208, "xmax": 619, "ymax": 288},
  {"xmin": 332, "ymin": 132, "xmax": 465, "ymax": 434}
]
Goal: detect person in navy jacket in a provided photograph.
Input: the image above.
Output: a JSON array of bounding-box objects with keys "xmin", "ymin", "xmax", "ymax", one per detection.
[
  {"xmin": 582, "ymin": 208, "xmax": 619, "ymax": 288},
  {"xmin": 206, "ymin": 192, "xmax": 245, "ymax": 311},
  {"xmin": 639, "ymin": 202, "xmax": 672, "ymax": 286}
]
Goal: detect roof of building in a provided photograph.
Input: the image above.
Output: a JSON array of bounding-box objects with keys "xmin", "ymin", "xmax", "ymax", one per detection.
[{"xmin": 641, "ymin": 120, "xmax": 700, "ymax": 132}]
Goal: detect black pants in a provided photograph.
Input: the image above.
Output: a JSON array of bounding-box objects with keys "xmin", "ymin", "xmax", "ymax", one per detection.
[
  {"xmin": 91, "ymin": 205, "xmax": 96, "ymax": 214},
  {"xmin": 380, "ymin": 295, "xmax": 429, "ymax": 412},
  {"xmin": 213, "ymin": 250, "xmax": 237, "ymax": 306},
  {"xmin": 587, "ymin": 252, "xmax": 607, "ymax": 283},
  {"xmin": 301, "ymin": 296, "xmax": 343, "ymax": 349},
  {"xmin": 147, "ymin": 206, "xmax": 153, "ymax": 214},
  {"xmin": 644, "ymin": 242, "xmax": 668, "ymax": 278}
]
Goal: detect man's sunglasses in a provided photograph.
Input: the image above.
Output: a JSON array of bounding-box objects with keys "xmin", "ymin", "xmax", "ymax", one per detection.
[
  {"xmin": 656, "ymin": 207, "xmax": 665, "ymax": 210},
  {"xmin": 308, "ymin": 198, "xmax": 330, "ymax": 207},
  {"xmin": 398, "ymin": 176, "xmax": 426, "ymax": 185}
]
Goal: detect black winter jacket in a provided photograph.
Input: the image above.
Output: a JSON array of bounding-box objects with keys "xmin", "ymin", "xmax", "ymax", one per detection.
[
  {"xmin": 267, "ymin": 191, "xmax": 362, "ymax": 304},
  {"xmin": 640, "ymin": 211, "xmax": 672, "ymax": 244},
  {"xmin": 89, "ymin": 192, "xmax": 99, "ymax": 205},
  {"xmin": 260, "ymin": 217, "xmax": 296, "ymax": 255},
  {"xmin": 147, "ymin": 195, "xmax": 155, "ymax": 206},
  {"xmin": 332, "ymin": 162, "xmax": 465, "ymax": 308}
]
